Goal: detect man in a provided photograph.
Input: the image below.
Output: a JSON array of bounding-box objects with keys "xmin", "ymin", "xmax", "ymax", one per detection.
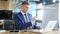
[{"xmin": 14, "ymin": 1, "xmax": 41, "ymax": 30}]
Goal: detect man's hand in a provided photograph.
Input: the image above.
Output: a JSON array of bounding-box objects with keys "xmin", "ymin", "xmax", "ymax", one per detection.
[
  {"xmin": 32, "ymin": 16, "xmax": 37, "ymax": 22},
  {"xmin": 27, "ymin": 26, "xmax": 32, "ymax": 30},
  {"xmin": 36, "ymin": 26, "xmax": 42, "ymax": 29}
]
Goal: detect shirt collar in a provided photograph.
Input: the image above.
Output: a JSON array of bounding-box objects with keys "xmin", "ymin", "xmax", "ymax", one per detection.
[{"xmin": 21, "ymin": 11, "xmax": 28, "ymax": 15}]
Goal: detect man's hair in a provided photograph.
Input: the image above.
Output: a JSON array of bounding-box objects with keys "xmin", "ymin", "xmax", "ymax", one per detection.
[{"xmin": 21, "ymin": 1, "xmax": 29, "ymax": 5}]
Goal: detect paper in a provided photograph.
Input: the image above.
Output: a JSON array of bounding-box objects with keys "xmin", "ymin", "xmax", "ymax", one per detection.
[{"xmin": 0, "ymin": 30, "xmax": 6, "ymax": 33}]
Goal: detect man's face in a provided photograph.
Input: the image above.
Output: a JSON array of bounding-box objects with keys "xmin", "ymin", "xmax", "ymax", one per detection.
[{"xmin": 21, "ymin": 4, "xmax": 29, "ymax": 13}]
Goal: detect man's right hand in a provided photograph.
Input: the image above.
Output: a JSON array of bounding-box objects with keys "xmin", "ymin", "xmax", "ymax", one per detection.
[{"xmin": 36, "ymin": 26, "xmax": 42, "ymax": 29}]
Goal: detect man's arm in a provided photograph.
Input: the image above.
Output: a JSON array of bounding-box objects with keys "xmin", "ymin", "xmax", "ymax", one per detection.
[{"xmin": 14, "ymin": 14, "xmax": 26, "ymax": 30}]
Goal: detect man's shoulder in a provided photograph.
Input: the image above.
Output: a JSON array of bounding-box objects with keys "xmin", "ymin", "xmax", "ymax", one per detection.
[
  {"xmin": 14, "ymin": 12, "xmax": 21, "ymax": 15},
  {"xmin": 27, "ymin": 13, "xmax": 32, "ymax": 17},
  {"xmin": 28, "ymin": 13, "xmax": 32, "ymax": 15}
]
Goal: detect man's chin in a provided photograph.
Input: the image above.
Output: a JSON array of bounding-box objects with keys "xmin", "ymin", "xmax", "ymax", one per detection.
[{"xmin": 22, "ymin": 10, "xmax": 28, "ymax": 13}]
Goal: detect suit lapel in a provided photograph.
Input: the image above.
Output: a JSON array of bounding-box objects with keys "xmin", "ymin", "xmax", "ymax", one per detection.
[
  {"xmin": 27, "ymin": 13, "xmax": 31, "ymax": 22},
  {"xmin": 17, "ymin": 12, "xmax": 25, "ymax": 24}
]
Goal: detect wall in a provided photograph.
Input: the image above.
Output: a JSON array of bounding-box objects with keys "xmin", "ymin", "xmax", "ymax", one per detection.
[
  {"xmin": 0, "ymin": 1, "xmax": 8, "ymax": 10},
  {"xmin": 0, "ymin": 0, "xmax": 12, "ymax": 10}
]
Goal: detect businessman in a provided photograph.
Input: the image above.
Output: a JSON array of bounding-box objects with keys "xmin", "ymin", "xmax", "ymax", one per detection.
[{"xmin": 14, "ymin": 1, "xmax": 41, "ymax": 30}]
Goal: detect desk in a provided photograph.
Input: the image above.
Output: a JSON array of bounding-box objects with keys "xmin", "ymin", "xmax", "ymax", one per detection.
[
  {"xmin": 42, "ymin": 30, "xmax": 60, "ymax": 34},
  {"xmin": 0, "ymin": 30, "xmax": 60, "ymax": 34},
  {"xmin": 0, "ymin": 30, "xmax": 9, "ymax": 34},
  {"xmin": 18, "ymin": 30, "xmax": 40, "ymax": 34},
  {"xmin": 19, "ymin": 30, "xmax": 60, "ymax": 34}
]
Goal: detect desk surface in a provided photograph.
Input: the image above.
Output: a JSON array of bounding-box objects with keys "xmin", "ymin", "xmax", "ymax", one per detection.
[
  {"xmin": 0, "ymin": 30, "xmax": 60, "ymax": 34},
  {"xmin": 19, "ymin": 30, "xmax": 60, "ymax": 34}
]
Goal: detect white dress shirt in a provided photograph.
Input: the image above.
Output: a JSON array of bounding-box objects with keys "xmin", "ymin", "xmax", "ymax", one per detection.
[{"xmin": 21, "ymin": 11, "xmax": 29, "ymax": 23}]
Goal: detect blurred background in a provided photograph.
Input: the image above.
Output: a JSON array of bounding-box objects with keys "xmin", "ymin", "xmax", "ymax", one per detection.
[{"xmin": 0, "ymin": 0, "xmax": 59, "ymax": 30}]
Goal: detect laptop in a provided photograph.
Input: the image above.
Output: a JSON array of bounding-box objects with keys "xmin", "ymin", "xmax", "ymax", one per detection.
[{"xmin": 32, "ymin": 20, "xmax": 57, "ymax": 33}]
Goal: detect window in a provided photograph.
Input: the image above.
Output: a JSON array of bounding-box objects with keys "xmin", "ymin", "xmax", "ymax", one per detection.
[
  {"xmin": 29, "ymin": 2, "xmax": 37, "ymax": 18},
  {"xmin": 37, "ymin": 3, "xmax": 44, "ymax": 20}
]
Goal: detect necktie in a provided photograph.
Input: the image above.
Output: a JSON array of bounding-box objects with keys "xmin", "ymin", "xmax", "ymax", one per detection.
[
  {"xmin": 24, "ymin": 14, "xmax": 32, "ymax": 29},
  {"xmin": 24, "ymin": 14, "xmax": 28, "ymax": 23}
]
